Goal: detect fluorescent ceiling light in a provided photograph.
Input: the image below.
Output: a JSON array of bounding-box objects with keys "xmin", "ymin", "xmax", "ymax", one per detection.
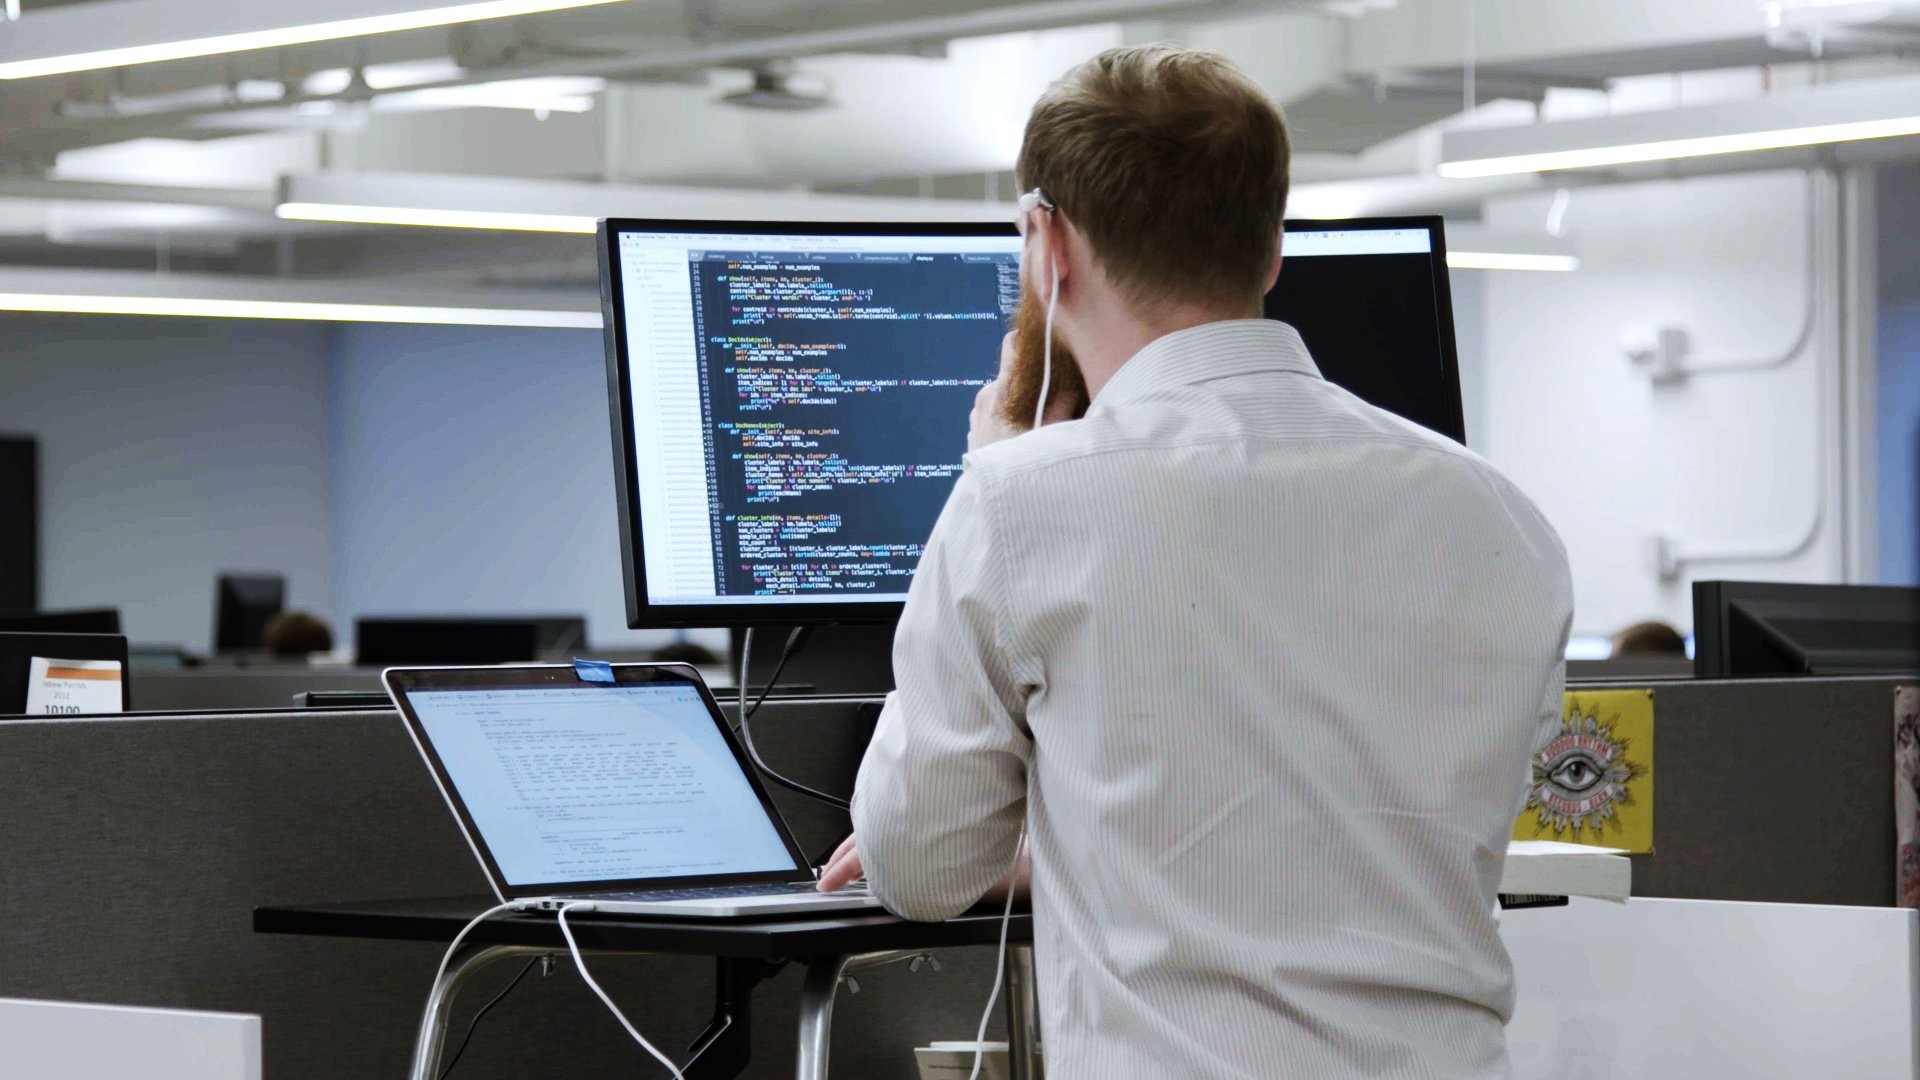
[
  {"xmin": 0, "ymin": 0, "xmax": 627, "ymax": 81},
  {"xmin": 0, "ymin": 268, "xmax": 598, "ymax": 327},
  {"xmin": 1446, "ymin": 251, "xmax": 1580, "ymax": 272},
  {"xmin": 1441, "ymin": 73, "xmax": 1920, "ymax": 177},
  {"xmin": 275, "ymin": 171, "xmax": 1015, "ymax": 233},
  {"xmin": 1444, "ymin": 227, "xmax": 1580, "ymax": 272},
  {"xmin": 0, "ymin": 294, "xmax": 599, "ymax": 326},
  {"xmin": 277, "ymin": 201, "xmax": 597, "ymax": 233}
]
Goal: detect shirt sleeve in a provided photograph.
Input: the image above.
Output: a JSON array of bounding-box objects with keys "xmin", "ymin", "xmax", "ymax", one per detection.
[{"xmin": 851, "ymin": 465, "xmax": 1032, "ymax": 921}]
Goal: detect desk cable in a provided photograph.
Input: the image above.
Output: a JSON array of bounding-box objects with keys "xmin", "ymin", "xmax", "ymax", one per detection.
[
  {"xmin": 556, "ymin": 901, "xmax": 687, "ymax": 1080},
  {"xmin": 422, "ymin": 900, "xmax": 686, "ymax": 1080},
  {"xmin": 436, "ymin": 956, "xmax": 538, "ymax": 1080},
  {"xmin": 736, "ymin": 626, "xmax": 852, "ymax": 810}
]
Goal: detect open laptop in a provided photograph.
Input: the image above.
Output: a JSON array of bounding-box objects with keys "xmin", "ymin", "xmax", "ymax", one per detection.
[{"xmin": 384, "ymin": 662, "xmax": 878, "ymax": 917}]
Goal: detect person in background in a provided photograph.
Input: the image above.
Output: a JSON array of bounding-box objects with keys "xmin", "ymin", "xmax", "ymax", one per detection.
[
  {"xmin": 818, "ymin": 45, "xmax": 1573, "ymax": 1080},
  {"xmin": 263, "ymin": 611, "xmax": 333, "ymax": 660},
  {"xmin": 1610, "ymin": 620, "xmax": 1687, "ymax": 658}
]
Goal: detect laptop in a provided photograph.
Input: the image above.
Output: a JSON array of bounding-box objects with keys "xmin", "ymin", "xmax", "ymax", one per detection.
[{"xmin": 385, "ymin": 662, "xmax": 879, "ymax": 917}]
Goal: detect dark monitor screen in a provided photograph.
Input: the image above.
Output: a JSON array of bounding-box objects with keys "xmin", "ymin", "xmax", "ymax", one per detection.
[
  {"xmin": 1692, "ymin": 580, "xmax": 1920, "ymax": 677},
  {"xmin": 355, "ymin": 616, "xmax": 583, "ymax": 667},
  {"xmin": 1265, "ymin": 218, "xmax": 1463, "ymax": 443},
  {"xmin": 0, "ymin": 608, "xmax": 121, "ymax": 635},
  {"xmin": 602, "ymin": 215, "xmax": 1463, "ymax": 628},
  {"xmin": 214, "ymin": 573, "xmax": 285, "ymax": 653}
]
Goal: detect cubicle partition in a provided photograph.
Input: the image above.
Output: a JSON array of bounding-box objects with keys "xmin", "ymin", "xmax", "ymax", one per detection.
[
  {"xmin": 0, "ymin": 673, "xmax": 1908, "ymax": 1078},
  {"xmin": 1591, "ymin": 673, "xmax": 1909, "ymax": 906},
  {"xmin": 0, "ymin": 702, "xmax": 995, "ymax": 1080}
]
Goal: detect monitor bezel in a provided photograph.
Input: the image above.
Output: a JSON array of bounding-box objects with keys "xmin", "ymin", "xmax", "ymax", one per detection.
[
  {"xmin": 601, "ymin": 216, "xmax": 1021, "ymax": 629},
  {"xmin": 601, "ymin": 214, "xmax": 1464, "ymax": 630}
]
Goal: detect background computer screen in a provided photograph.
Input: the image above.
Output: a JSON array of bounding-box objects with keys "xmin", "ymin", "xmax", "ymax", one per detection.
[
  {"xmin": 603, "ymin": 221, "xmax": 1020, "ymax": 627},
  {"xmin": 603, "ymin": 216, "xmax": 1461, "ymax": 627}
]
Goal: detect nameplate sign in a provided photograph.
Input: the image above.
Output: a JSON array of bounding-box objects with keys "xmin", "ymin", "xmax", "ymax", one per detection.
[{"xmin": 25, "ymin": 657, "xmax": 124, "ymax": 716}]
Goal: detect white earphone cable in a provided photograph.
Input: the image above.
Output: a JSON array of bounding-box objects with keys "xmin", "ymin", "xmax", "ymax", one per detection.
[
  {"xmin": 1034, "ymin": 261, "xmax": 1058, "ymax": 432},
  {"xmin": 969, "ymin": 830, "xmax": 1026, "ymax": 1080}
]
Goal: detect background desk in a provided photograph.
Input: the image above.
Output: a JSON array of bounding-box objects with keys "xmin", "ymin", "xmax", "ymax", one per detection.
[{"xmin": 257, "ymin": 898, "xmax": 1039, "ymax": 1080}]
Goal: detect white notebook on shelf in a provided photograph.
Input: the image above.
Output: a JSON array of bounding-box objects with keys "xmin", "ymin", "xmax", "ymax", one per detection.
[{"xmin": 1501, "ymin": 840, "xmax": 1631, "ymax": 901}]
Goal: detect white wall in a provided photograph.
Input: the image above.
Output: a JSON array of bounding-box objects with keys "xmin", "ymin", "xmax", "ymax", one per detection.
[
  {"xmin": 327, "ymin": 323, "xmax": 692, "ymax": 650},
  {"xmin": 1476, "ymin": 170, "xmax": 1840, "ymax": 637},
  {"xmin": 0, "ymin": 314, "xmax": 334, "ymax": 649}
]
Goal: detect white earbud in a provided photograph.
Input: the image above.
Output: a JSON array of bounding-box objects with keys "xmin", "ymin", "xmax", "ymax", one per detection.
[{"xmin": 1034, "ymin": 257, "xmax": 1058, "ymax": 432}]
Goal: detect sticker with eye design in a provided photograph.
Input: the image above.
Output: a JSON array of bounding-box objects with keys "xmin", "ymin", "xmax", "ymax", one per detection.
[{"xmin": 1522, "ymin": 700, "xmax": 1647, "ymax": 841}]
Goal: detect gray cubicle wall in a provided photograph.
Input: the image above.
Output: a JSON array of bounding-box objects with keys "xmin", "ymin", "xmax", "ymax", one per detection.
[
  {"xmin": 129, "ymin": 667, "xmax": 385, "ymax": 711},
  {"xmin": 128, "ymin": 654, "xmax": 721, "ymax": 712},
  {"xmin": 1570, "ymin": 673, "xmax": 1908, "ymax": 907},
  {"xmin": 0, "ymin": 702, "xmax": 999, "ymax": 1080},
  {"xmin": 0, "ymin": 675, "xmax": 1907, "ymax": 1080}
]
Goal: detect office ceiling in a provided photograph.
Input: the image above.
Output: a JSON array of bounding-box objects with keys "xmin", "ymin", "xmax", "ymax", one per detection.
[{"xmin": 0, "ymin": 0, "xmax": 1917, "ymax": 290}]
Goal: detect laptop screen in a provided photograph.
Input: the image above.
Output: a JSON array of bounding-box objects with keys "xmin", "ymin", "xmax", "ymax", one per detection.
[{"xmin": 406, "ymin": 681, "xmax": 801, "ymax": 887}]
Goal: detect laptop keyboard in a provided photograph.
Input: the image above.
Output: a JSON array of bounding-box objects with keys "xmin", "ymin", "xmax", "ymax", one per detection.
[{"xmin": 597, "ymin": 881, "xmax": 858, "ymax": 902}]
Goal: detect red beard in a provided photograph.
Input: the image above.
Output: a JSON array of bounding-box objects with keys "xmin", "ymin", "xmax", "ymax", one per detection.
[{"xmin": 998, "ymin": 287, "xmax": 1089, "ymax": 430}]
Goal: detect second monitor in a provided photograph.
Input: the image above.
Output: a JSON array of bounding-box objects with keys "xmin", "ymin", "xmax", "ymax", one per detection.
[{"xmin": 602, "ymin": 216, "xmax": 1464, "ymax": 628}]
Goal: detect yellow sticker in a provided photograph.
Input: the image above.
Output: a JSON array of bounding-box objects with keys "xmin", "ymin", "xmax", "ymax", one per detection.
[{"xmin": 1512, "ymin": 689, "xmax": 1654, "ymax": 854}]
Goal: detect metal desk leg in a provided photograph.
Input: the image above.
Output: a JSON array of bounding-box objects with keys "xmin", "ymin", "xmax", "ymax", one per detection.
[
  {"xmin": 408, "ymin": 944, "xmax": 549, "ymax": 1080},
  {"xmin": 1005, "ymin": 944, "xmax": 1042, "ymax": 1080},
  {"xmin": 794, "ymin": 955, "xmax": 850, "ymax": 1080}
]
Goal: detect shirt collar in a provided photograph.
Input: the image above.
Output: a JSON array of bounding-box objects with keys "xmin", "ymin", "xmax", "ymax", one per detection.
[{"xmin": 1089, "ymin": 319, "xmax": 1321, "ymax": 414}]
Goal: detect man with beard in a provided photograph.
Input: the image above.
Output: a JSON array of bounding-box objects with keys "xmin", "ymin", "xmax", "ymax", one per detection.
[{"xmin": 818, "ymin": 45, "xmax": 1573, "ymax": 1079}]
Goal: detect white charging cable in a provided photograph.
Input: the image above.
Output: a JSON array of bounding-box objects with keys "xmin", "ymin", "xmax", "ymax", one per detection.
[
  {"xmin": 557, "ymin": 901, "xmax": 688, "ymax": 1080},
  {"xmin": 969, "ymin": 829, "xmax": 1027, "ymax": 1080},
  {"xmin": 425, "ymin": 899, "xmax": 523, "ymax": 1018}
]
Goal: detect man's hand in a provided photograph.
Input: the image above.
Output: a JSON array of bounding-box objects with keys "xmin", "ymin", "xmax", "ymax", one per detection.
[
  {"xmin": 967, "ymin": 332, "xmax": 1025, "ymax": 454},
  {"xmin": 817, "ymin": 832, "xmax": 865, "ymax": 892},
  {"xmin": 817, "ymin": 831, "xmax": 1033, "ymax": 901}
]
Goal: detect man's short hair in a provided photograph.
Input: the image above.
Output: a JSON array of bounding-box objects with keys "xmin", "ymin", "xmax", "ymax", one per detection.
[
  {"xmin": 1016, "ymin": 45, "xmax": 1291, "ymax": 314},
  {"xmin": 264, "ymin": 611, "xmax": 334, "ymax": 659},
  {"xmin": 1609, "ymin": 620, "xmax": 1687, "ymax": 659}
]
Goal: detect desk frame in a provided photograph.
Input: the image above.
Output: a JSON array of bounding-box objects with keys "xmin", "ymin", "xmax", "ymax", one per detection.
[
  {"xmin": 255, "ymin": 902, "xmax": 1039, "ymax": 1080},
  {"xmin": 411, "ymin": 940, "xmax": 1040, "ymax": 1080}
]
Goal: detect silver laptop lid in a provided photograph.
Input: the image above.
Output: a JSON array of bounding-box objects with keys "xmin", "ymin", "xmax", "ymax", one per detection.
[{"xmin": 385, "ymin": 663, "xmax": 813, "ymax": 901}]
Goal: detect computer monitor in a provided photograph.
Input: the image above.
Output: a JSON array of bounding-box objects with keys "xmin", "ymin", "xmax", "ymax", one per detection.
[
  {"xmin": 354, "ymin": 616, "xmax": 586, "ymax": 667},
  {"xmin": 213, "ymin": 573, "xmax": 285, "ymax": 654},
  {"xmin": 1266, "ymin": 218, "xmax": 1464, "ymax": 443},
  {"xmin": 1692, "ymin": 580, "xmax": 1920, "ymax": 677},
  {"xmin": 0, "ymin": 608, "xmax": 121, "ymax": 635},
  {"xmin": 601, "ymin": 215, "xmax": 1465, "ymax": 628}
]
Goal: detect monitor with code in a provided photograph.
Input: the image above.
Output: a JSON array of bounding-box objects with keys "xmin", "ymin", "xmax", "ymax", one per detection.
[{"xmin": 600, "ymin": 216, "xmax": 1462, "ymax": 628}]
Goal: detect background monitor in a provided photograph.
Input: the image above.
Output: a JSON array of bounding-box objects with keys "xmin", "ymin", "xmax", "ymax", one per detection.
[
  {"xmin": 602, "ymin": 215, "xmax": 1464, "ymax": 629},
  {"xmin": 354, "ymin": 616, "xmax": 585, "ymax": 667},
  {"xmin": 0, "ymin": 436, "xmax": 37, "ymax": 612},
  {"xmin": 214, "ymin": 573, "xmax": 286, "ymax": 654},
  {"xmin": 0, "ymin": 609, "xmax": 121, "ymax": 635},
  {"xmin": 1266, "ymin": 217, "xmax": 1464, "ymax": 444},
  {"xmin": 1692, "ymin": 580, "xmax": 1920, "ymax": 677},
  {"xmin": 0, "ymin": 631, "xmax": 130, "ymax": 715}
]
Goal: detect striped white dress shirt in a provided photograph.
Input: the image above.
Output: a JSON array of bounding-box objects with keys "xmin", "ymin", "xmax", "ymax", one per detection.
[{"xmin": 853, "ymin": 319, "xmax": 1573, "ymax": 1079}]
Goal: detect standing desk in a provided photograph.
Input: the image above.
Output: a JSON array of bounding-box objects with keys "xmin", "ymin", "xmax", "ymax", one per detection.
[{"xmin": 255, "ymin": 898, "xmax": 1039, "ymax": 1080}]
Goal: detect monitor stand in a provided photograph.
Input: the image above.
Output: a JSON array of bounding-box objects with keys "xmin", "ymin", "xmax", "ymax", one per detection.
[{"xmin": 730, "ymin": 621, "xmax": 896, "ymax": 697}]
